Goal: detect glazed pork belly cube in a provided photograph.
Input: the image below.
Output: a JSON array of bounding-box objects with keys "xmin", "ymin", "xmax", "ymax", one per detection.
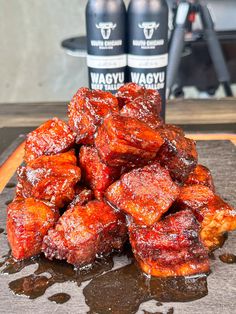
[
  {"xmin": 95, "ymin": 115, "xmax": 164, "ymax": 167},
  {"xmin": 68, "ymin": 88, "xmax": 119, "ymax": 145},
  {"xmin": 116, "ymin": 83, "xmax": 162, "ymax": 114},
  {"xmin": 116, "ymin": 83, "xmax": 144, "ymax": 107},
  {"xmin": 24, "ymin": 118, "xmax": 75, "ymax": 163},
  {"xmin": 174, "ymin": 185, "xmax": 215, "ymax": 212},
  {"xmin": 67, "ymin": 186, "xmax": 94, "ymax": 209},
  {"xmin": 79, "ymin": 146, "xmax": 120, "ymax": 200},
  {"xmin": 185, "ymin": 164, "xmax": 215, "ymax": 191},
  {"xmin": 105, "ymin": 161, "xmax": 180, "ymax": 226},
  {"xmin": 120, "ymin": 95, "xmax": 163, "ymax": 129},
  {"xmin": 42, "ymin": 200, "xmax": 127, "ymax": 267},
  {"xmin": 7, "ymin": 198, "xmax": 59, "ymax": 260},
  {"xmin": 200, "ymin": 196, "xmax": 236, "ymax": 250},
  {"xmin": 175, "ymin": 185, "xmax": 236, "ymax": 250},
  {"xmin": 129, "ymin": 210, "xmax": 210, "ymax": 277},
  {"xmin": 16, "ymin": 150, "xmax": 81, "ymax": 208},
  {"xmin": 156, "ymin": 124, "xmax": 198, "ymax": 184}
]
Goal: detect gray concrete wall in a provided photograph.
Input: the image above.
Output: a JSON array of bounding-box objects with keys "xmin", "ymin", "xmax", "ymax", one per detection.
[
  {"xmin": 1, "ymin": 0, "xmax": 87, "ymax": 103},
  {"xmin": 0, "ymin": 0, "xmax": 131, "ymax": 103}
]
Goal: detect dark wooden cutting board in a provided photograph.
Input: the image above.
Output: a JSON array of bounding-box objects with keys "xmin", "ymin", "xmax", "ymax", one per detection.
[{"xmin": 0, "ymin": 140, "xmax": 235, "ymax": 314}]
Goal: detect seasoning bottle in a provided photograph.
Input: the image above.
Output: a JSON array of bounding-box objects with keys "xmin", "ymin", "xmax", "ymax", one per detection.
[
  {"xmin": 127, "ymin": 0, "xmax": 169, "ymax": 118},
  {"xmin": 86, "ymin": 0, "xmax": 127, "ymax": 93}
]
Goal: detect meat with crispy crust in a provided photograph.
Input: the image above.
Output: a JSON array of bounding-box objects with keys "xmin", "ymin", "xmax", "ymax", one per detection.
[
  {"xmin": 116, "ymin": 83, "xmax": 143, "ymax": 107},
  {"xmin": 67, "ymin": 186, "xmax": 94, "ymax": 209},
  {"xmin": 175, "ymin": 184, "xmax": 236, "ymax": 249},
  {"xmin": 42, "ymin": 200, "xmax": 127, "ymax": 267},
  {"xmin": 68, "ymin": 88, "xmax": 119, "ymax": 145},
  {"xmin": 79, "ymin": 146, "xmax": 120, "ymax": 199},
  {"xmin": 129, "ymin": 210, "xmax": 210, "ymax": 277},
  {"xmin": 95, "ymin": 115, "xmax": 164, "ymax": 167},
  {"xmin": 7, "ymin": 198, "xmax": 59, "ymax": 260},
  {"xmin": 200, "ymin": 196, "xmax": 236, "ymax": 250},
  {"xmin": 120, "ymin": 95, "xmax": 163, "ymax": 129},
  {"xmin": 156, "ymin": 125, "xmax": 198, "ymax": 184},
  {"xmin": 105, "ymin": 161, "xmax": 180, "ymax": 226},
  {"xmin": 185, "ymin": 164, "xmax": 215, "ymax": 191},
  {"xmin": 116, "ymin": 83, "xmax": 162, "ymax": 114},
  {"xmin": 16, "ymin": 150, "xmax": 81, "ymax": 208},
  {"xmin": 24, "ymin": 118, "xmax": 75, "ymax": 163}
]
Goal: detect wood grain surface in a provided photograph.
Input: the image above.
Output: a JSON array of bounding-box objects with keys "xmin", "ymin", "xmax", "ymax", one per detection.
[{"xmin": 0, "ymin": 98, "xmax": 236, "ymax": 127}]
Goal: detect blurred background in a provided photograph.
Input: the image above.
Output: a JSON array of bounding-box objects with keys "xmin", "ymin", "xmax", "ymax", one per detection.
[{"xmin": 1, "ymin": 0, "xmax": 236, "ymax": 103}]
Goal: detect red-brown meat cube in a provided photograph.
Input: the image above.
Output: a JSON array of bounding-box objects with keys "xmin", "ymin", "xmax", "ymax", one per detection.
[
  {"xmin": 175, "ymin": 185, "xmax": 236, "ymax": 250},
  {"xmin": 79, "ymin": 146, "xmax": 120, "ymax": 199},
  {"xmin": 67, "ymin": 186, "xmax": 94, "ymax": 209},
  {"xmin": 42, "ymin": 200, "xmax": 127, "ymax": 267},
  {"xmin": 129, "ymin": 210, "xmax": 210, "ymax": 277},
  {"xmin": 120, "ymin": 95, "xmax": 163, "ymax": 129},
  {"xmin": 105, "ymin": 161, "xmax": 180, "ymax": 226},
  {"xmin": 175, "ymin": 185, "xmax": 215, "ymax": 212},
  {"xmin": 24, "ymin": 118, "xmax": 75, "ymax": 163},
  {"xmin": 16, "ymin": 150, "xmax": 81, "ymax": 208},
  {"xmin": 116, "ymin": 83, "xmax": 162, "ymax": 114},
  {"xmin": 156, "ymin": 125, "xmax": 198, "ymax": 184},
  {"xmin": 95, "ymin": 115, "xmax": 164, "ymax": 167},
  {"xmin": 68, "ymin": 87, "xmax": 119, "ymax": 145},
  {"xmin": 7, "ymin": 198, "xmax": 59, "ymax": 260},
  {"xmin": 185, "ymin": 165, "xmax": 215, "ymax": 191},
  {"xmin": 200, "ymin": 196, "xmax": 236, "ymax": 250}
]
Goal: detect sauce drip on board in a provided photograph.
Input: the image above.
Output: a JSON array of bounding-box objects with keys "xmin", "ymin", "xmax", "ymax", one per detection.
[
  {"xmin": 219, "ymin": 253, "xmax": 236, "ymax": 264},
  {"xmin": 83, "ymin": 262, "xmax": 208, "ymax": 314},
  {"xmin": 48, "ymin": 293, "xmax": 71, "ymax": 304},
  {"xmin": 5, "ymin": 199, "xmax": 13, "ymax": 206},
  {"xmin": 5, "ymin": 182, "xmax": 16, "ymax": 188},
  {"xmin": 0, "ymin": 251, "xmax": 208, "ymax": 311}
]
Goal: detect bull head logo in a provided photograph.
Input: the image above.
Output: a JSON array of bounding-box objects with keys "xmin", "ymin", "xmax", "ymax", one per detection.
[
  {"xmin": 96, "ymin": 22, "xmax": 117, "ymax": 40},
  {"xmin": 138, "ymin": 22, "xmax": 160, "ymax": 40}
]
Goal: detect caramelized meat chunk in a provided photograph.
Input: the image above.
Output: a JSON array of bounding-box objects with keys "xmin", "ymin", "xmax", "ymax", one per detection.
[
  {"xmin": 200, "ymin": 196, "xmax": 236, "ymax": 250},
  {"xmin": 95, "ymin": 115, "xmax": 164, "ymax": 167},
  {"xmin": 175, "ymin": 185, "xmax": 236, "ymax": 250},
  {"xmin": 42, "ymin": 200, "xmax": 127, "ymax": 267},
  {"xmin": 7, "ymin": 198, "xmax": 59, "ymax": 260},
  {"xmin": 156, "ymin": 125, "xmax": 198, "ymax": 184},
  {"xmin": 79, "ymin": 146, "xmax": 120, "ymax": 199},
  {"xmin": 175, "ymin": 185, "xmax": 215, "ymax": 212},
  {"xmin": 116, "ymin": 83, "xmax": 143, "ymax": 107},
  {"xmin": 105, "ymin": 162, "xmax": 180, "ymax": 226},
  {"xmin": 16, "ymin": 150, "xmax": 81, "ymax": 208},
  {"xmin": 185, "ymin": 165, "xmax": 215, "ymax": 191},
  {"xmin": 120, "ymin": 96, "xmax": 163, "ymax": 129},
  {"xmin": 24, "ymin": 118, "xmax": 75, "ymax": 163},
  {"xmin": 116, "ymin": 83, "xmax": 162, "ymax": 114},
  {"xmin": 129, "ymin": 210, "xmax": 210, "ymax": 277},
  {"xmin": 68, "ymin": 88, "xmax": 119, "ymax": 145},
  {"xmin": 67, "ymin": 186, "xmax": 94, "ymax": 209}
]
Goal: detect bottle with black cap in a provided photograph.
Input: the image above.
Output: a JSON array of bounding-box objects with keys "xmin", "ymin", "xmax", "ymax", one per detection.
[
  {"xmin": 86, "ymin": 0, "xmax": 126, "ymax": 93},
  {"xmin": 127, "ymin": 0, "xmax": 168, "ymax": 119}
]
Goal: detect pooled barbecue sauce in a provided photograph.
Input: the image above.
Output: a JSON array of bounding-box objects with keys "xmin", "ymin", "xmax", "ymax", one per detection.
[
  {"xmin": 1, "ymin": 253, "xmax": 113, "ymax": 300},
  {"xmin": 5, "ymin": 199, "xmax": 13, "ymax": 206},
  {"xmin": 83, "ymin": 262, "xmax": 208, "ymax": 314},
  {"xmin": 48, "ymin": 293, "xmax": 71, "ymax": 304},
  {"xmin": 219, "ymin": 253, "xmax": 236, "ymax": 264},
  {"xmin": 0, "ymin": 251, "xmax": 208, "ymax": 311},
  {"xmin": 5, "ymin": 182, "xmax": 16, "ymax": 188}
]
